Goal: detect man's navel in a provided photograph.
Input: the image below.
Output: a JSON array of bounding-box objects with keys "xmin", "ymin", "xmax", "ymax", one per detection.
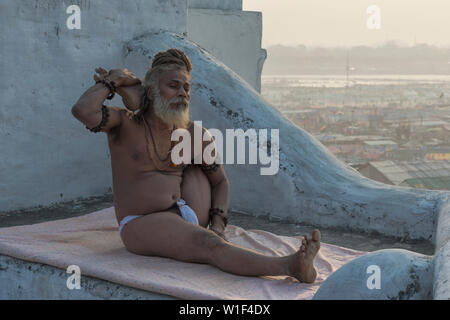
[{"xmin": 131, "ymin": 152, "xmax": 143, "ymax": 161}]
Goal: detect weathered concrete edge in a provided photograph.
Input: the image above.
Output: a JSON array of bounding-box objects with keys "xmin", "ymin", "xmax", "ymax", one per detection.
[
  {"xmin": 0, "ymin": 254, "xmax": 177, "ymax": 300},
  {"xmin": 432, "ymin": 195, "xmax": 450, "ymax": 299},
  {"xmin": 312, "ymin": 249, "xmax": 434, "ymax": 300}
]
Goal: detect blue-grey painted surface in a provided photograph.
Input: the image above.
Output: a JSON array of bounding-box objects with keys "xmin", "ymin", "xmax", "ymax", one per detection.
[
  {"xmin": 432, "ymin": 198, "xmax": 450, "ymax": 299},
  {"xmin": 313, "ymin": 249, "xmax": 434, "ymax": 300},
  {"xmin": 188, "ymin": 0, "xmax": 242, "ymax": 11},
  {"xmin": 187, "ymin": 8, "xmax": 266, "ymax": 92},
  {"xmin": 0, "ymin": 255, "xmax": 176, "ymax": 300}
]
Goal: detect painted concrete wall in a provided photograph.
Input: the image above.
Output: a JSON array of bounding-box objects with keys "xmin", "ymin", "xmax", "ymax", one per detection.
[
  {"xmin": 313, "ymin": 249, "xmax": 434, "ymax": 300},
  {"xmin": 187, "ymin": 8, "xmax": 266, "ymax": 92},
  {"xmin": 0, "ymin": 255, "xmax": 175, "ymax": 299},
  {"xmin": 433, "ymin": 197, "xmax": 450, "ymax": 299},
  {"xmin": 188, "ymin": 0, "xmax": 242, "ymax": 10}
]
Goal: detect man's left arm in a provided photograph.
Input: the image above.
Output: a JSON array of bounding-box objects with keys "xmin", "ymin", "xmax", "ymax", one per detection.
[
  {"xmin": 203, "ymin": 163, "xmax": 230, "ymax": 235},
  {"xmin": 198, "ymin": 128, "xmax": 230, "ymax": 238}
]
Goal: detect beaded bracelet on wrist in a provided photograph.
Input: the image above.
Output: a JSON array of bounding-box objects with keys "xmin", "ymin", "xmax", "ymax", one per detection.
[
  {"xmin": 209, "ymin": 208, "xmax": 228, "ymax": 227},
  {"xmin": 200, "ymin": 163, "xmax": 220, "ymax": 173},
  {"xmin": 85, "ymin": 104, "xmax": 110, "ymax": 133},
  {"xmin": 96, "ymin": 79, "xmax": 116, "ymax": 100}
]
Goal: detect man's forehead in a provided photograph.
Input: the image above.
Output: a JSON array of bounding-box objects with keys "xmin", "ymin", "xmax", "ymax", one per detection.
[{"xmin": 161, "ymin": 69, "xmax": 191, "ymax": 83}]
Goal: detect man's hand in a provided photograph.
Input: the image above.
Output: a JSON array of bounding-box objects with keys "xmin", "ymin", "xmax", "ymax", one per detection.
[
  {"xmin": 210, "ymin": 215, "xmax": 227, "ymax": 240},
  {"xmin": 94, "ymin": 67, "xmax": 141, "ymax": 87},
  {"xmin": 94, "ymin": 67, "xmax": 144, "ymax": 111}
]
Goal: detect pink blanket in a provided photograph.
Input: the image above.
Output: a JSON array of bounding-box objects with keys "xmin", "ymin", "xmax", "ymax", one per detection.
[{"xmin": 0, "ymin": 207, "xmax": 365, "ymax": 299}]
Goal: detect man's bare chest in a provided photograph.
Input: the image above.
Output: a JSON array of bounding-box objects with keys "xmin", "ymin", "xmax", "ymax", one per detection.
[{"xmin": 108, "ymin": 127, "xmax": 183, "ymax": 173}]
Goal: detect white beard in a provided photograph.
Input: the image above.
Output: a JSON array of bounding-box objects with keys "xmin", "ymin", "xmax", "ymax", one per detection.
[{"xmin": 152, "ymin": 91, "xmax": 190, "ymax": 129}]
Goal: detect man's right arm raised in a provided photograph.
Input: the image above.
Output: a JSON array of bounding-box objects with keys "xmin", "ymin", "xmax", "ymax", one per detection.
[
  {"xmin": 71, "ymin": 81, "xmax": 122, "ymax": 133},
  {"xmin": 71, "ymin": 68, "xmax": 141, "ymax": 133}
]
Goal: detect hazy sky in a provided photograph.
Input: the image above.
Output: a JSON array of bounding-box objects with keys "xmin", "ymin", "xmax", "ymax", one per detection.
[{"xmin": 243, "ymin": 0, "xmax": 450, "ymax": 47}]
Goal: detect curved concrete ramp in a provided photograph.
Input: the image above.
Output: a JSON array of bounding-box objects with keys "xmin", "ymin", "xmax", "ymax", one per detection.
[
  {"xmin": 313, "ymin": 249, "xmax": 433, "ymax": 300},
  {"xmin": 123, "ymin": 31, "xmax": 449, "ymax": 240}
]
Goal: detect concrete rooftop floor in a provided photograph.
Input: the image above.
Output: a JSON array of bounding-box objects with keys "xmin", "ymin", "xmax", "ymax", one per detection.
[{"xmin": 0, "ymin": 194, "xmax": 434, "ymax": 256}]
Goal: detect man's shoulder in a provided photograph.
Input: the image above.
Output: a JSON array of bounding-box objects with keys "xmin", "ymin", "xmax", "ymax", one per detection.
[
  {"xmin": 185, "ymin": 122, "xmax": 216, "ymax": 146},
  {"xmin": 187, "ymin": 121, "xmax": 210, "ymax": 133}
]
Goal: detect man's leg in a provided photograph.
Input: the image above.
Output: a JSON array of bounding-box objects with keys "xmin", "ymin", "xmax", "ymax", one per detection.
[{"xmin": 120, "ymin": 211, "xmax": 320, "ymax": 282}]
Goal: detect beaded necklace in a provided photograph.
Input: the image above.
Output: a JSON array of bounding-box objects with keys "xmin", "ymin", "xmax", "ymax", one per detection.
[{"xmin": 142, "ymin": 115, "xmax": 180, "ymax": 170}]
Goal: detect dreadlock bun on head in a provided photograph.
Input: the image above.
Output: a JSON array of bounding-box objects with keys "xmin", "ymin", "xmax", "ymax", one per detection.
[
  {"xmin": 142, "ymin": 48, "xmax": 192, "ymax": 92},
  {"xmin": 151, "ymin": 48, "xmax": 192, "ymax": 73}
]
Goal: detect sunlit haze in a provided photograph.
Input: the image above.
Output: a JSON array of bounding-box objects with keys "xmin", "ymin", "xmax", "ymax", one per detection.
[{"xmin": 243, "ymin": 0, "xmax": 450, "ymax": 47}]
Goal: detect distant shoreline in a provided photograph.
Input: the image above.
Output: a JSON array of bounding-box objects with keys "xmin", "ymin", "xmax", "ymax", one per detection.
[{"xmin": 262, "ymin": 74, "xmax": 450, "ymax": 79}]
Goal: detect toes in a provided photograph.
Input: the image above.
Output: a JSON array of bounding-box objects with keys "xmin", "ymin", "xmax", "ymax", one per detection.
[{"xmin": 312, "ymin": 229, "xmax": 321, "ymax": 242}]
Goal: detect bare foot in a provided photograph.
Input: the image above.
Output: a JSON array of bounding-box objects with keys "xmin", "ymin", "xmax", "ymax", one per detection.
[{"xmin": 288, "ymin": 229, "xmax": 321, "ymax": 283}]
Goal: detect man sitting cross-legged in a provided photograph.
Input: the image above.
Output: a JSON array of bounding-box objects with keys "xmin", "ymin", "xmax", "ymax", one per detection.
[{"xmin": 71, "ymin": 48, "xmax": 321, "ymax": 283}]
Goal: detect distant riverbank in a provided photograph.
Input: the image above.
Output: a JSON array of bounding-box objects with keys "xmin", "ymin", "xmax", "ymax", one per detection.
[{"xmin": 262, "ymin": 74, "xmax": 450, "ymax": 88}]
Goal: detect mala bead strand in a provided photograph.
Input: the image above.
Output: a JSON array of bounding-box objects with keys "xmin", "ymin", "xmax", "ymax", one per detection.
[
  {"xmin": 85, "ymin": 104, "xmax": 110, "ymax": 133},
  {"xmin": 200, "ymin": 163, "xmax": 220, "ymax": 173}
]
